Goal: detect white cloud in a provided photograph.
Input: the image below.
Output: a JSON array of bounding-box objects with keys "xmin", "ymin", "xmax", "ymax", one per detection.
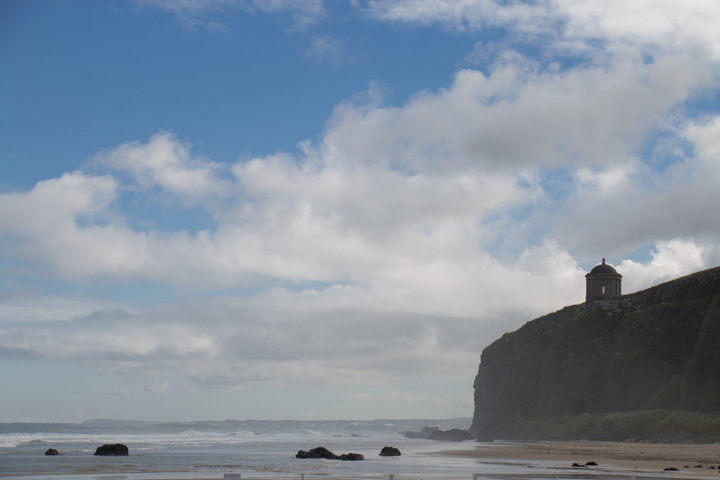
[
  {"xmin": 619, "ymin": 239, "xmax": 709, "ymax": 292},
  {"xmin": 2, "ymin": 43, "xmax": 715, "ymax": 312},
  {"xmin": 366, "ymin": 0, "xmax": 720, "ymax": 58},
  {"xmin": 557, "ymin": 0, "xmax": 720, "ymax": 56},
  {"xmin": 550, "ymin": 111, "xmax": 720, "ymax": 257},
  {"xmin": 145, "ymin": 380, "xmax": 171, "ymax": 394},
  {"xmin": 366, "ymin": 0, "xmax": 554, "ymax": 34},
  {"xmin": 682, "ymin": 115, "xmax": 720, "ymax": 174},
  {"xmin": 93, "ymin": 131, "xmax": 230, "ymax": 201},
  {"xmin": 0, "ymin": 172, "xmax": 155, "ymax": 281},
  {"xmin": 0, "ymin": 171, "xmax": 117, "ymax": 235},
  {"xmin": 321, "ymin": 53, "xmax": 710, "ymax": 173}
]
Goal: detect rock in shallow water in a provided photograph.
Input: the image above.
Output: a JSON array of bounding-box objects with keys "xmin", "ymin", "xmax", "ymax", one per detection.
[
  {"xmin": 296, "ymin": 446, "xmax": 363, "ymax": 460},
  {"xmin": 379, "ymin": 446, "xmax": 401, "ymax": 456},
  {"xmin": 94, "ymin": 443, "xmax": 129, "ymax": 456}
]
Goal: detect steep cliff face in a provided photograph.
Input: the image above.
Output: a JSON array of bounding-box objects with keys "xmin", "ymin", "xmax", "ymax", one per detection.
[{"xmin": 470, "ymin": 266, "xmax": 720, "ymax": 440}]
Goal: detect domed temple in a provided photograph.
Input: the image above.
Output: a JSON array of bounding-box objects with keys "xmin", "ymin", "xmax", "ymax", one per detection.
[{"xmin": 585, "ymin": 258, "xmax": 622, "ymax": 302}]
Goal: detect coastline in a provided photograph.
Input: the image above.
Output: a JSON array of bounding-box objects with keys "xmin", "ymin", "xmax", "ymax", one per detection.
[
  {"xmin": 440, "ymin": 440, "xmax": 720, "ymax": 477},
  {"xmin": 4, "ymin": 441, "xmax": 720, "ymax": 480}
]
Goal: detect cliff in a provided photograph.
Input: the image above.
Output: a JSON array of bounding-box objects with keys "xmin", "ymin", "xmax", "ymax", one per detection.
[{"xmin": 470, "ymin": 266, "xmax": 720, "ymax": 441}]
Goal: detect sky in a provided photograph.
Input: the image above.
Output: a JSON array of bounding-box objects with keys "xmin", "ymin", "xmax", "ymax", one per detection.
[{"xmin": 1, "ymin": 0, "xmax": 719, "ymax": 423}]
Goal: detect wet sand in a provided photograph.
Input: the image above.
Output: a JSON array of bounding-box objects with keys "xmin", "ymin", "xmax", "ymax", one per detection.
[{"xmin": 441, "ymin": 440, "xmax": 720, "ymax": 476}]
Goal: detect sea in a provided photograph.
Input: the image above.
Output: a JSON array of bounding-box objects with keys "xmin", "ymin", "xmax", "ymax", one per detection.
[{"xmin": 0, "ymin": 418, "xmax": 518, "ymax": 479}]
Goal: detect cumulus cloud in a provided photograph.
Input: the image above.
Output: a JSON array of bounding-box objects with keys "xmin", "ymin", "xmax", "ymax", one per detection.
[
  {"xmin": 2, "ymin": 52, "xmax": 718, "ymax": 390},
  {"xmin": 2, "ymin": 0, "xmax": 719, "ymax": 404},
  {"xmin": 321, "ymin": 53, "xmax": 710, "ymax": 173},
  {"xmin": 619, "ymin": 239, "xmax": 709, "ymax": 292},
  {"xmin": 549, "ymin": 113, "xmax": 720, "ymax": 258},
  {"xmin": 366, "ymin": 0, "xmax": 720, "ymax": 58},
  {"xmin": 93, "ymin": 131, "xmax": 231, "ymax": 202},
  {"xmin": 0, "ymin": 172, "xmax": 117, "ymax": 233},
  {"xmin": 557, "ymin": 0, "xmax": 720, "ymax": 56}
]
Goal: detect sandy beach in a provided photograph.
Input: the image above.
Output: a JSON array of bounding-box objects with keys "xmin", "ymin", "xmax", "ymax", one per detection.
[{"xmin": 441, "ymin": 440, "xmax": 720, "ymax": 477}]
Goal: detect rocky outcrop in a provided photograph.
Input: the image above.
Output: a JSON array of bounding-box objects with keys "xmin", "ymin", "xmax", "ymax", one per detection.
[
  {"xmin": 400, "ymin": 426, "xmax": 438, "ymax": 439},
  {"xmin": 94, "ymin": 444, "xmax": 129, "ymax": 456},
  {"xmin": 296, "ymin": 446, "xmax": 364, "ymax": 460},
  {"xmin": 428, "ymin": 429, "xmax": 474, "ymax": 442},
  {"xmin": 400, "ymin": 426, "xmax": 472, "ymax": 441},
  {"xmin": 44, "ymin": 448, "xmax": 61, "ymax": 455},
  {"xmin": 379, "ymin": 446, "xmax": 401, "ymax": 456},
  {"xmin": 470, "ymin": 266, "xmax": 720, "ymax": 440}
]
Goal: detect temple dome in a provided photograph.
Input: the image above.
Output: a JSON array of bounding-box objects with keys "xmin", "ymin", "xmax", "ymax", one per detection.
[{"xmin": 589, "ymin": 258, "xmax": 618, "ymax": 275}]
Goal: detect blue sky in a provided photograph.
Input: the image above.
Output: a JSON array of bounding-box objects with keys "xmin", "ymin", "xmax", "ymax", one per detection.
[{"xmin": 1, "ymin": 0, "xmax": 720, "ymax": 422}]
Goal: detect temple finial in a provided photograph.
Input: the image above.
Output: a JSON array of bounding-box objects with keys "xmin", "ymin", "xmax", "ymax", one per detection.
[{"xmin": 602, "ymin": 257, "xmax": 606, "ymax": 264}]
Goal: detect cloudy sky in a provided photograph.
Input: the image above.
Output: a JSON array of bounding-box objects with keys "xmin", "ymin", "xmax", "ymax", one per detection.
[{"xmin": 1, "ymin": 0, "xmax": 719, "ymax": 423}]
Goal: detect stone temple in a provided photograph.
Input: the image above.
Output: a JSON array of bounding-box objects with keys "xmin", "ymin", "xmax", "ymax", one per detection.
[{"xmin": 585, "ymin": 258, "xmax": 622, "ymax": 302}]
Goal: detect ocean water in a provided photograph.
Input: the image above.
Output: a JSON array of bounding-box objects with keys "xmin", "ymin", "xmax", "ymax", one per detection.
[{"xmin": 0, "ymin": 418, "xmax": 502, "ymax": 479}]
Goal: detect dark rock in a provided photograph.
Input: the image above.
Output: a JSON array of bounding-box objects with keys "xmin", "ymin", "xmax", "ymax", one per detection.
[
  {"xmin": 572, "ymin": 463, "xmax": 588, "ymax": 468},
  {"xmin": 402, "ymin": 426, "xmax": 472, "ymax": 441},
  {"xmin": 94, "ymin": 444, "xmax": 129, "ymax": 456},
  {"xmin": 664, "ymin": 467, "xmax": 679, "ymax": 471},
  {"xmin": 379, "ymin": 446, "xmax": 401, "ymax": 456},
  {"xmin": 428, "ymin": 429, "xmax": 473, "ymax": 442},
  {"xmin": 296, "ymin": 446, "xmax": 363, "ymax": 461},
  {"xmin": 44, "ymin": 448, "xmax": 61, "ymax": 455},
  {"xmin": 296, "ymin": 447, "xmax": 335, "ymax": 459},
  {"xmin": 338, "ymin": 453, "xmax": 364, "ymax": 461},
  {"xmin": 586, "ymin": 461, "xmax": 598, "ymax": 466}
]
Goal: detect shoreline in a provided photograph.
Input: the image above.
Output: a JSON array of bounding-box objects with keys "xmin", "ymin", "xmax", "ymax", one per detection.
[{"xmin": 3, "ymin": 441, "xmax": 720, "ymax": 480}]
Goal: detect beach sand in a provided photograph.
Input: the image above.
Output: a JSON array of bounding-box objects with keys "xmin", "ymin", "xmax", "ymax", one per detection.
[{"xmin": 441, "ymin": 440, "xmax": 720, "ymax": 476}]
